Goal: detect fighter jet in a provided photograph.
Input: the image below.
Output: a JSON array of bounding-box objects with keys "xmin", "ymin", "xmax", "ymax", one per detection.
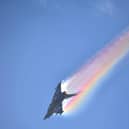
[{"xmin": 44, "ymin": 81, "xmax": 77, "ymax": 120}]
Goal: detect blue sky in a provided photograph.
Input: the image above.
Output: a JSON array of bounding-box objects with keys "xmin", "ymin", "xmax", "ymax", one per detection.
[{"xmin": 0, "ymin": 0, "xmax": 129, "ymax": 129}]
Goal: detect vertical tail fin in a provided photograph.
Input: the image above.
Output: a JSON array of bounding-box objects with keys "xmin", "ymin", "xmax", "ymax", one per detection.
[{"xmin": 64, "ymin": 93, "xmax": 77, "ymax": 99}]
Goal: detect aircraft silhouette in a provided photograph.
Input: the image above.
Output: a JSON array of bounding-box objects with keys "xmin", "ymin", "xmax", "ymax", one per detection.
[{"xmin": 44, "ymin": 81, "xmax": 77, "ymax": 120}]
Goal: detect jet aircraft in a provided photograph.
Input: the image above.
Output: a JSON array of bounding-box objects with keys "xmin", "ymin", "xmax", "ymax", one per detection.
[{"xmin": 44, "ymin": 81, "xmax": 77, "ymax": 120}]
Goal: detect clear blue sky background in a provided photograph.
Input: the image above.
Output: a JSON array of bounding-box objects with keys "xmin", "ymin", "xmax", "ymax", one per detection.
[{"xmin": 0, "ymin": 0, "xmax": 129, "ymax": 129}]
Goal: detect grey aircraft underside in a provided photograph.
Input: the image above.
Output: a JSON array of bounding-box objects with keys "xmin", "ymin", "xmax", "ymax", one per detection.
[{"xmin": 44, "ymin": 81, "xmax": 77, "ymax": 120}]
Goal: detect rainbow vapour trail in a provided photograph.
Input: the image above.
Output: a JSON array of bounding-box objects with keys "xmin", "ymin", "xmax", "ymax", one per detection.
[{"xmin": 63, "ymin": 30, "xmax": 129, "ymax": 113}]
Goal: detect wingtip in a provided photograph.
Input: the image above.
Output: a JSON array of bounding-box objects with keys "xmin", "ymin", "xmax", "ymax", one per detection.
[
  {"xmin": 43, "ymin": 113, "xmax": 51, "ymax": 120},
  {"xmin": 43, "ymin": 116, "xmax": 47, "ymax": 120}
]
